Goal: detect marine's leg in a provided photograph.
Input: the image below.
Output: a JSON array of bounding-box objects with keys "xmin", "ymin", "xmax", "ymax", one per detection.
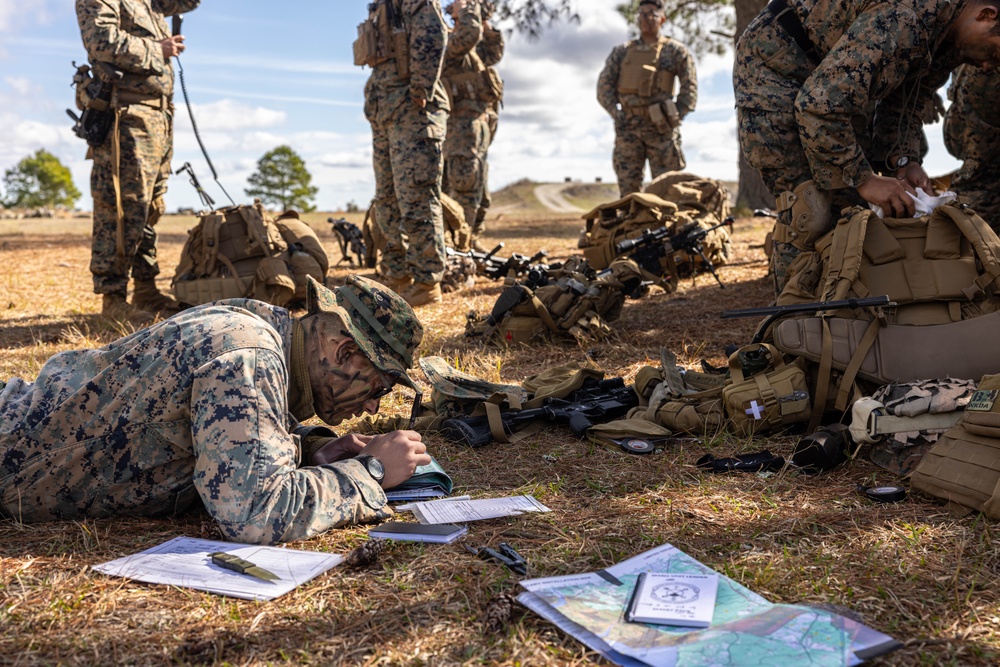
[
  {"xmin": 372, "ymin": 115, "xmax": 409, "ymax": 289},
  {"xmin": 443, "ymin": 111, "xmax": 489, "ymax": 241},
  {"xmin": 613, "ymin": 122, "xmax": 647, "ymax": 198},
  {"xmin": 646, "ymin": 124, "xmax": 686, "ymax": 180}
]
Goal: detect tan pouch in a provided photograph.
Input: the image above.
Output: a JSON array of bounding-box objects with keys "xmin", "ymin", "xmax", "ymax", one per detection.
[
  {"xmin": 588, "ymin": 419, "xmax": 673, "ymax": 446},
  {"xmin": 662, "ymin": 99, "xmax": 680, "ymax": 128},
  {"xmin": 496, "ymin": 316, "xmax": 548, "ymax": 346},
  {"xmin": 723, "ymin": 344, "xmax": 811, "ymax": 435},
  {"xmin": 648, "ymin": 103, "xmax": 670, "ymax": 134},
  {"xmin": 652, "ymin": 392, "xmax": 724, "ymax": 435},
  {"xmin": 252, "ymin": 257, "xmax": 296, "ymax": 307},
  {"xmin": 353, "ymin": 20, "xmax": 378, "ymax": 67}
]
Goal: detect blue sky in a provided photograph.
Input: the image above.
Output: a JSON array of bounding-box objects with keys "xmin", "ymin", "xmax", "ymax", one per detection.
[{"xmin": 0, "ymin": 0, "xmax": 962, "ymax": 212}]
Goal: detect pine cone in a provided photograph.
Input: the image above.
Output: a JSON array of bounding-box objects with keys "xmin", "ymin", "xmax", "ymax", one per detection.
[
  {"xmin": 482, "ymin": 592, "xmax": 516, "ymax": 635},
  {"xmin": 345, "ymin": 538, "xmax": 387, "ymax": 568}
]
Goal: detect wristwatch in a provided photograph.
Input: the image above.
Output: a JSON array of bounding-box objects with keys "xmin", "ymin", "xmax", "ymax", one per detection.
[
  {"xmin": 356, "ymin": 455, "xmax": 385, "ymax": 484},
  {"xmin": 888, "ymin": 155, "xmax": 921, "ymax": 171}
]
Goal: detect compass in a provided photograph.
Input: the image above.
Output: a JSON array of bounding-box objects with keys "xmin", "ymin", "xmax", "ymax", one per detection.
[{"xmin": 651, "ymin": 582, "xmax": 700, "ymax": 604}]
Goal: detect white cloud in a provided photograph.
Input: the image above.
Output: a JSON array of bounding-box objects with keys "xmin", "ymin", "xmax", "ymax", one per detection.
[{"xmin": 175, "ymin": 99, "xmax": 286, "ymax": 131}]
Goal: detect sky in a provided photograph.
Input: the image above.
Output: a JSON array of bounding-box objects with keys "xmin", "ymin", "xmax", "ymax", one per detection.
[{"xmin": 0, "ymin": 0, "xmax": 963, "ymax": 212}]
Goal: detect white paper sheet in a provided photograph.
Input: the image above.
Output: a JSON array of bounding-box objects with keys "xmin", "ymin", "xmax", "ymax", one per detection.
[
  {"xmin": 92, "ymin": 536, "xmax": 343, "ymax": 601},
  {"xmin": 407, "ymin": 495, "xmax": 551, "ymax": 524}
]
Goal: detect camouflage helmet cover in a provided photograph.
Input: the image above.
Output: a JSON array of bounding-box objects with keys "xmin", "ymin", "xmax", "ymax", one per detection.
[{"xmin": 306, "ymin": 275, "xmax": 423, "ymax": 389}]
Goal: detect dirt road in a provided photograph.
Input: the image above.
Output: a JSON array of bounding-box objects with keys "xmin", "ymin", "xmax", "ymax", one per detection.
[{"xmin": 533, "ymin": 183, "xmax": 584, "ymax": 213}]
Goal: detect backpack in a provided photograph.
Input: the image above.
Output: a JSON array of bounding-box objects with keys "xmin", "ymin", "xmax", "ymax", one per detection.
[
  {"xmin": 770, "ymin": 203, "xmax": 1000, "ymax": 425},
  {"xmin": 171, "ymin": 202, "xmax": 328, "ymax": 307},
  {"xmin": 465, "ymin": 258, "xmax": 643, "ymax": 346}
]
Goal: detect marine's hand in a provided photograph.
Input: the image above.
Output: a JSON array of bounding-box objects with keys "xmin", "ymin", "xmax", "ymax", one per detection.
[
  {"xmin": 857, "ymin": 175, "xmax": 917, "ymax": 218},
  {"xmin": 897, "ymin": 163, "xmax": 931, "ymax": 193},
  {"xmin": 160, "ymin": 35, "xmax": 186, "ymax": 58},
  {"xmin": 412, "ymin": 96, "xmax": 427, "ymax": 109},
  {"xmin": 361, "ymin": 430, "xmax": 430, "ymax": 489},
  {"xmin": 312, "ymin": 434, "xmax": 373, "ymax": 465}
]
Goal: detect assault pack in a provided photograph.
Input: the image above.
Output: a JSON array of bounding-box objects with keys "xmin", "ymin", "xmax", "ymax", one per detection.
[
  {"xmin": 353, "ymin": 0, "xmax": 410, "ymax": 78},
  {"xmin": 579, "ymin": 172, "xmax": 733, "ymax": 290},
  {"xmin": 172, "ymin": 202, "xmax": 329, "ymax": 308}
]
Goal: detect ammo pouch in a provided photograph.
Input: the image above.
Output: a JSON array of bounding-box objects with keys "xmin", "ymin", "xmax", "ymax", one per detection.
[
  {"xmin": 634, "ymin": 348, "xmax": 727, "ymax": 435},
  {"xmin": 722, "ymin": 343, "xmax": 811, "ymax": 435},
  {"xmin": 353, "ymin": 2, "xmax": 409, "ymax": 78},
  {"xmin": 911, "ymin": 375, "xmax": 1000, "ymax": 516}
]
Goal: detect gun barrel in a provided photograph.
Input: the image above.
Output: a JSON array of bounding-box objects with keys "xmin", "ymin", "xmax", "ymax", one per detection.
[
  {"xmin": 616, "ymin": 227, "xmax": 669, "ymax": 254},
  {"xmin": 721, "ymin": 295, "xmax": 892, "ymax": 319},
  {"xmin": 483, "ymin": 242, "xmax": 504, "ymax": 261}
]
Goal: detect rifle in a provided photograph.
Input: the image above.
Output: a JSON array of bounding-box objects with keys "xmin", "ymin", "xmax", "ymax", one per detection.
[
  {"xmin": 175, "ymin": 162, "xmax": 215, "ymax": 209},
  {"xmin": 328, "ymin": 218, "xmax": 367, "ymax": 267},
  {"xmin": 66, "ymin": 62, "xmax": 122, "ymax": 148},
  {"xmin": 615, "ymin": 216, "xmax": 735, "ymax": 288},
  {"xmin": 722, "ymin": 295, "xmax": 894, "ymax": 344},
  {"xmin": 446, "ymin": 243, "xmax": 554, "ymax": 282},
  {"xmin": 440, "ymin": 377, "xmax": 639, "ymax": 446}
]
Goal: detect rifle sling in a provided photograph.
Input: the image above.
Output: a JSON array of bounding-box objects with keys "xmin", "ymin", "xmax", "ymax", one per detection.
[{"xmin": 111, "ymin": 84, "xmax": 125, "ymax": 259}]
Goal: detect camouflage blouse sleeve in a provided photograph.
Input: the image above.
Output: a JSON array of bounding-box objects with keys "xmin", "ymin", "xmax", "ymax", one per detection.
[
  {"xmin": 667, "ymin": 40, "xmax": 697, "ymax": 118},
  {"xmin": 150, "ymin": 0, "xmax": 201, "ymax": 17},
  {"xmin": 446, "ymin": 1, "xmax": 484, "ymax": 61},
  {"xmin": 793, "ymin": 5, "xmax": 925, "ymax": 189},
  {"xmin": 403, "ymin": 0, "xmax": 448, "ymax": 102},
  {"xmin": 191, "ymin": 348, "xmax": 391, "ymax": 544},
  {"xmin": 597, "ymin": 45, "xmax": 626, "ymax": 118},
  {"xmin": 478, "ymin": 23, "xmax": 505, "ymax": 66},
  {"xmin": 76, "ymin": 0, "xmax": 166, "ymax": 74}
]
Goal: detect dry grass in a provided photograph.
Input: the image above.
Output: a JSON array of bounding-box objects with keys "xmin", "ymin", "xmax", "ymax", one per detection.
[{"xmin": 0, "ymin": 211, "xmax": 998, "ymax": 666}]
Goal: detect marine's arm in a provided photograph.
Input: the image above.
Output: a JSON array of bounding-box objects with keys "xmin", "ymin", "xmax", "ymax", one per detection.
[
  {"xmin": 597, "ymin": 45, "xmax": 626, "ymax": 118},
  {"xmin": 150, "ymin": 0, "xmax": 200, "ymax": 16},
  {"xmin": 404, "ymin": 0, "xmax": 448, "ymax": 103},
  {"xmin": 446, "ymin": 0, "xmax": 484, "ymax": 60},
  {"xmin": 77, "ymin": 0, "xmax": 166, "ymax": 73},
  {"xmin": 477, "ymin": 21, "xmax": 505, "ymax": 66},
  {"xmin": 190, "ymin": 348, "xmax": 392, "ymax": 544},
  {"xmin": 670, "ymin": 41, "xmax": 697, "ymax": 118}
]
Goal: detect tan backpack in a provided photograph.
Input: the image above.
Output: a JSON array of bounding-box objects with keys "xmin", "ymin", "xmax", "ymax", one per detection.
[
  {"xmin": 644, "ymin": 171, "xmax": 733, "ymax": 224},
  {"xmin": 172, "ymin": 202, "xmax": 329, "ymax": 307},
  {"xmin": 770, "ymin": 203, "xmax": 1000, "ymax": 425}
]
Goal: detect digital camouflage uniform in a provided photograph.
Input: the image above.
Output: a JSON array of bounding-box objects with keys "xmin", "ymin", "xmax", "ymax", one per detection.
[
  {"xmin": 597, "ymin": 36, "xmax": 698, "ymax": 197},
  {"xmin": 76, "ymin": 0, "xmax": 200, "ymax": 297},
  {"xmin": 364, "ymin": 0, "xmax": 450, "ymax": 285},
  {"xmin": 0, "ymin": 277, "xmax": 423, "ymax": 544},
  {"xmin": 473, "ymin": 19, "xmax": 505, "ymax": 231},
  {"xmin": 442, "ymin": 1, "xmax": 490, "ymax": 238},
  {"xmin": 734, "ymin": 0, "xmax": 966, "ymax": 294},
  {"xmin": 944, "ymin": 65, "xmax": 1000, "ymax": 230}
]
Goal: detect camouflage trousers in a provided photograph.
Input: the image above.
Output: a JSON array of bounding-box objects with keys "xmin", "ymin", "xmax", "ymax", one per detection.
[
  {"xmin": 367, "ymin": 89, "xmax": 448, "ymax": 285},
  {"xmin": 90, "ymin": 103, "xmax": 172, "ymax": 296},
  {"xmin": 475, "ymin": 105, "xmax": 501, "ymax": 230},
  {"xmin": 613, "ymin": 118, "xmax": 685, "ymax": 198},
  {"xmin": 443, "ymin": 110, "xmax": 491, "ymax": 237},
  {"xmin": 954, "ymin": 165, "xmax": 1000, "ymax": 231}
]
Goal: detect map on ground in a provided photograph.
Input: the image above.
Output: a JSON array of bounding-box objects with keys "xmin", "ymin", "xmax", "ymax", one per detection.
[{"xmin": 518, "ymin": 542, "xmax": 900, "ymax": 667}]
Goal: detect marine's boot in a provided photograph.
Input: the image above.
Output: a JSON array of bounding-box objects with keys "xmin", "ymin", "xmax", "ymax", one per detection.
[
  {"xmin": 402, "ymin": 281, "xmax": 443, "ymax": 307},
  {"xmin": 102, "ymin": 293, "xmax": 153, "ymax": 325},
  {"xmin": 132, "ymin": 279, "xmax": 182, "ymax": 316},
  {"xmin": 381, "ymin": 275, "xmax": 414, "ymax": 295}
]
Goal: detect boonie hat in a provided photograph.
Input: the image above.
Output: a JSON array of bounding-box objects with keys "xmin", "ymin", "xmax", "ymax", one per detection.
[
  {"xmin": 639, "ymin": 0, "xmax": 665, "ymax": 8},
  {"xmin": 306, "ymin": 275, "xmax": 423, "ymax": 389}
]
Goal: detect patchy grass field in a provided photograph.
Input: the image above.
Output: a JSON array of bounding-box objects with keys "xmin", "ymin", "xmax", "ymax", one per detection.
[{"xmin": 0, "ymin": 208, "xmax": 998, "ymax": 666}]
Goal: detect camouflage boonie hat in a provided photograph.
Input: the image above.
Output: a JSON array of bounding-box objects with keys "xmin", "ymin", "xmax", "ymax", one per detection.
[{"xmin": 306, "ymin": 275, "xmax": 423, "ymax": 389}]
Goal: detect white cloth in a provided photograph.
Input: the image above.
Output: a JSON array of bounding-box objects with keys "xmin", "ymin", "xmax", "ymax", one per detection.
[{"xmin": 871, "ymin": 188, "xmax": 957, "ymax": 218}]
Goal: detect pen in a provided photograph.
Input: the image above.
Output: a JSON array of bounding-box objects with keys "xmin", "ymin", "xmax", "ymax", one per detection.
[{"xmin": 408, "ymin": 390, "xmax": 423, "ymax": 430}]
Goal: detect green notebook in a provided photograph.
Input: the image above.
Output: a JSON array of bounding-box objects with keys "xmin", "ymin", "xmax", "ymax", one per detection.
[{"xmin": 384, "ymin": 456, "xmax": 453, "ymax": 500}]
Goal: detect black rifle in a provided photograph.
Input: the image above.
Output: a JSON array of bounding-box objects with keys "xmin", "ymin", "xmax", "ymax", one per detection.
[
  {"xmin": 66, "ymin": 63, "xmax": 122, "ymax": 148},
  {"xmin": 329, "ymin": 217, "xmax": 367, "ymax": 267},
  {"xmin": 175, "ymin": 162, "xmax": 214, "ymax": 209},
  {"xmin": 440, "ymin": 377, "xmax": 638, "ymax": 447},
  {"xmin": 615, "ymin": 216, "xmax": 735, "ymax": 288},
  {"xmin": 447, "ymin": 243, "xmax": 553, "ymax": 282},
  {"xmin": 722, "ymin": 295, "xmax": 894, "ymax": 344}
]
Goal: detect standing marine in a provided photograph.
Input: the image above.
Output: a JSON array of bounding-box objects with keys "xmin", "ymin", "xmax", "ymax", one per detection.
[
  {"xmin": 356, "ymin": 0, "xmax": 451, "ymax": 307},
  {"xmin": 473, "ymin": 3, "xmax": 504, "ymax": 239},
  {"xmin": 944, "ymin": 64, "xmax": 1000, "ymax": 230},
  {"xmin": 76, "ymin": 0, "xmax": 200, "ymax": 322},
  {"xmin": 597, "ymin": 0, "xmax": 698, "ymax": 198},
  {"xmin": 735, "ymin": 0, "xmax": 1000, "ymax": 295}
]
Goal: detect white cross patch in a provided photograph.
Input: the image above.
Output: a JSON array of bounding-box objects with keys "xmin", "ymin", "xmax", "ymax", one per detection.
[{"xmin": 745, "ymin": 400, "xmax": 765, "ymax": 420}]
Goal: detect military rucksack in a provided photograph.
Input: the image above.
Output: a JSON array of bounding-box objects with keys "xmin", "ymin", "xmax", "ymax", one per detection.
[
  {"xmin": 172, "ymin": 202, "xmax": 329, "ymax": 307},
  {"xmin": 770, "ymin": 203, "xmax": 1000, "ymax": 426}
]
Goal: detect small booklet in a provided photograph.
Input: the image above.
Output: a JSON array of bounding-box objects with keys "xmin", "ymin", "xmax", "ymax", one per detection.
[
  {"xmin": 624, "ymin": 572, "xmax": 718, "ymax": 628},
  {"xmin": 383, "ymin": 456, "xmax": 454, "ymax": 502},
  {"xmin": 369, "ymin": 521, "xmax": 468, "ymax": 544}
]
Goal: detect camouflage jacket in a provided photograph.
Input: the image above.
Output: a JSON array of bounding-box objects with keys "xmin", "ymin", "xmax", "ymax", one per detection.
[
  {"xmin": 442, "ymin": 0, "xmax": 487, "ymax": 117},
  {"xmin": 0, "ymin": 299, "xmax": 391, "ymax": 544},
  {"xmin": 76, "ymin": 0, "xmax": 201, "ymax": 99},
  {"xmin": 597, "ymin": 37, "xmax": 698, "ymax": 122},
  {"xmin": 736, "ymin": 0, "xmax": 965, "ymax": 189},
  {"xmin": 477, "ymin": 21, "xmax": 504, "ymax": 67},
  {"xmin": 944, "ymin": 65, "xmax": 1000, "ymax": 165},
  {"xmin": 367, "ymin": 0, "xmax": 450, "ymax": 114}
]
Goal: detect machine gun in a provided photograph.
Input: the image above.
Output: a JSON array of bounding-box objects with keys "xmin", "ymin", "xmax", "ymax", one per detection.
[
  {"xmin": 175, "ymin": 162, "xmax": 215, "ymax": 209},
  {"xmin": 616, "ymin": 216, "xmax": 735, "ymax": 288},
  {"xmin": 66, "ymin": 62, "xmax": 122, "ymax": 148},
  {"xmin": 440, "ymin": 377, "xmax": 639, "ymax": 447},
  {"xmin": 446, "ymin": 243, "xmax": 553, "ymax": 282},
  {"xmin": 328, "ymin": 217, "xmax": 367, "ymax": 267}
]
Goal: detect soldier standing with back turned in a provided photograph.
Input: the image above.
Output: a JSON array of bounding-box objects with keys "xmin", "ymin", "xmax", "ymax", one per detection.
[
  {"xmin": 597, "ymin": 0, "xmax": 698, "ymax": 198},
  {"xmin": 76, "ymin": 0, "xmax": 199, "ymax": 322},
  {"xmin": 357, "ymin": 0, "xmax": 451, "ymax": 307}
]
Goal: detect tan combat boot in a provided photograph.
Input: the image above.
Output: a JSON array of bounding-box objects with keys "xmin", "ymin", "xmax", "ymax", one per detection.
[
  {"xmin": 402, "ymin": 281, "xmax": 443, "ymax": 307},
  {"xmin": 381, "ymin": 275, "xmax": 414, "ymax": 295},
  {"xmin": 102, "ymin": 293, "xmax": 153, "ymax": 325},
  {"xmin": 132, "ymin": 280, "xmax": 182, "ymax": 316}
]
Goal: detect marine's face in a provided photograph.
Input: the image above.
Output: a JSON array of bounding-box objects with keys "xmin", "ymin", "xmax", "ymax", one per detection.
[
  {"xmin": 637, "ymin": 5, "xmax": 666, "ymax": 39},
  {"xmin": 955, "ymin": 5, "xmax": 1000, "ymax": 71}
]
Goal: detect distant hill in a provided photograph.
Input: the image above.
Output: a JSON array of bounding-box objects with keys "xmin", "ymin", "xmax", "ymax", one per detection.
[{"xmin": 491, "ymin": 178, "xmax": 740, "ymax": 214}]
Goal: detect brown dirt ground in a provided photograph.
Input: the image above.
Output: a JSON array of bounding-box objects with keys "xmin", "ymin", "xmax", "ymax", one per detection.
[{"xmin": 0, "ymin": 211, "xmax": 997, "ymax": 666}]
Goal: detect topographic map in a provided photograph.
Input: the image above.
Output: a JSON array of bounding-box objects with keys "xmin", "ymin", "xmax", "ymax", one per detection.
[{"xmin": 518, "ymin": 543, "xmax": 900, "ymax": 667}]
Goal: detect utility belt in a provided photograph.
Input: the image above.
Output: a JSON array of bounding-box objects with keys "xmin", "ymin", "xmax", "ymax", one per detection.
[
  {"xmin": 117, "ymin": 90, "xmax": 169, "ymax": 111},
  {"xmin": 623, "ymin": 98, "xmax": 680, "ymax": 134},
  {"xmin": 766, "ymin": 0, "xmax": 821, "ymax": 65}
]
